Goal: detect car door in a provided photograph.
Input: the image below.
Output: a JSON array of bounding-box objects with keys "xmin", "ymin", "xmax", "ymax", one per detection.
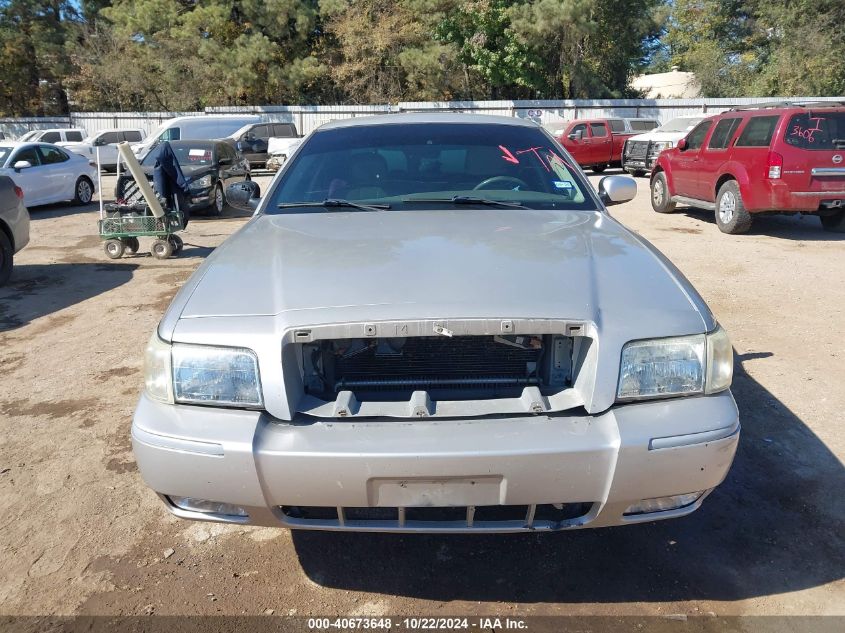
[
  {"xmin": 671, "ymin": 119, "xmax": 713, "ymax": 197},
  {"xmin": 7, "ymin": 145, "xmax": 46, "ymax": 204},
  {"xmin": 94, "ymin": 131, "xmax": 122, "ymax": 166},
  {"xmin": 216, "ymin": 143, "xmax": 235, "ymax": 187},
  {"xmin": 696, "ymin": 117, "xmax": 743, "ymax": 201},
  {"xmin": 562, "ymin": 123, "xmax": 590, "ymax": 165},
  {"xmin": 239, "ymin": 124, "xmax": 270, "ymax": 164},
  {"xmin": 588, "ymin": 122, "xmax": 612, "ymax": 164},
  {"xmin": 37, "ymin": 145, "xmax": 77, "ymax": 202}
]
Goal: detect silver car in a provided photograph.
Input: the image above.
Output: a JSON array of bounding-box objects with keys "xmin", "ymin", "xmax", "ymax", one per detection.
[
  {"xmin": 133, "ymin": 114, "xmax": 739, "ymax": 533},
  {"xmin": 0, "ymin": 174, "xmax": 30, "ymax": 285}
]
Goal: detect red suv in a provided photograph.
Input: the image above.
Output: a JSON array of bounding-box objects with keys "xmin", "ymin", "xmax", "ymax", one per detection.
[{"xmin": 650, "ymin": 102, "xmax": 845, "ymax": 234}]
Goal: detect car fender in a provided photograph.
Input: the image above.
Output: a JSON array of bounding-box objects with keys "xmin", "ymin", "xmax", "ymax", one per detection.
[
  {"xmin": 651, "ymin": 155, "xmax": 676, "ymax": 194},
  {"xmin": 714, "ymin": 161, "xmax": 751, "ymax": 200}
]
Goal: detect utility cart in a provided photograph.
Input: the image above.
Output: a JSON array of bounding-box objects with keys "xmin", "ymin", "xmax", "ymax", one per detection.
[
  {"xmin": 99, "ymin": 202, "xmax": 184, "ymax": 259},
  {"xmin": 97, "ymin": 141, "xmax": 187, "ymax": 259}
]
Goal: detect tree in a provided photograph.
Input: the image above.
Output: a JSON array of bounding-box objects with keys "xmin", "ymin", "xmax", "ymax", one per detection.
[
  {"xmin": 660, "ymin": 0, "xmax": 845, "ymax": 97},
  {"xmin": 0, "ymin": 0, "xmax": 80, "ymax": 116}
]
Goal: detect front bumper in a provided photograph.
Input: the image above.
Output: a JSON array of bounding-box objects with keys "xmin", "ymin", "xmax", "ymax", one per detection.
[
  {"xmin": 132, "ymin": 391, "xmax": 740, "ymax": 532},
  {"xmin": 623, "ymin": 156, "xmax": 657, "ymax": 174}
]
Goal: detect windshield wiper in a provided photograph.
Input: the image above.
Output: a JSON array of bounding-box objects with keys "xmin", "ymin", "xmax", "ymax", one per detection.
[
  {"xmin": 401, "ymin": 195, "xmax": 529, "ymax": 209},
  {"xmin": 277, "ymin": 199, "xmax": 390, "ymax": 212}
]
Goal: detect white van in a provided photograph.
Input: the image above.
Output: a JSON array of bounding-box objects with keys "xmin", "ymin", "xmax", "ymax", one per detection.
[{"xmin": 131, "ymin": 115, "xmax": 262, "ymax": 157}]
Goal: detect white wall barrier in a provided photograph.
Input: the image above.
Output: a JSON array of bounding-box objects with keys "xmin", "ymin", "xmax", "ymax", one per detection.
[{"xmin": 2, "ymin": 97, "xmax": 842, "ymax": 140}]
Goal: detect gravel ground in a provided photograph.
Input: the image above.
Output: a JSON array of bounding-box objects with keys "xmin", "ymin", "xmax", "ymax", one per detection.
[{"xmin": 0, "ymin": 170, "xmax": 843, "ymax": 618}]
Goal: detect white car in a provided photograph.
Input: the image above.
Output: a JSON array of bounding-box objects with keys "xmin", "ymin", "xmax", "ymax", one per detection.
[
  {"xmin": 0, "ymin": 142, "xmax": 98, "ymax": 207},
  {"xmin": 60, "ymin": 129, "xmax": 145, "ymax": 172},
  {"xmin": 622, "ymin": 115, "xmax": 710, "ymax": 176},
  {"xmin": 18, "ymin": 128, "xmax": 86, "ymax": 144}
]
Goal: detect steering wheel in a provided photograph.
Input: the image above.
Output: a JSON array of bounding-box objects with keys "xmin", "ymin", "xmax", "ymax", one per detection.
[{"xmin": 473, "ymin": 176, "xmax": 528, "ymax": 191}]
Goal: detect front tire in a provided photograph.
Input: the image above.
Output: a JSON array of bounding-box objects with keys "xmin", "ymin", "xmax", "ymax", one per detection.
[
  {"xmin": 73, "ymin": 177, "xmax": 94, "ymax": 205},
  {"xmin": 715, "ymin": 180, "xmax": 752, "ymax": 234},
  {"xmin": 650, "ymin": 172, "xmax": 676, "ymax": 214},
  {"xmin": 820, "ymin": 210, "xmax": 845, "ymax": 232},
  {"xmin": 0, "ymin": 230, "xmax": 13, "ymax": 286},
  {"xmin": 208, "ymin": 183, "xmax": 224, "ymax": 216}
]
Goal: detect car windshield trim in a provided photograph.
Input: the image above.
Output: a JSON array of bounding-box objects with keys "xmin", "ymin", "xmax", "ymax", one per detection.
[
  {"xmin": 401, "ymin": 195, "xmax": 530, "ymax": 209},
  {"xmin": 277, "ymin": 199, "xmax": 391, "ymax": 212}
]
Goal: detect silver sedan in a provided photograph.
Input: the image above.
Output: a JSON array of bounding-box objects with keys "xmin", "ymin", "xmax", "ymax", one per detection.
[{"xmin": 132, "ymin": 114, "xmax": 739, "ymax": 533}]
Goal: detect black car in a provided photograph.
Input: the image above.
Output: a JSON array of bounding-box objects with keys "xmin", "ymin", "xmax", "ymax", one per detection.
[
  {"xmin": 228, "ymin": 122, "xmax": 299, "ymax": 168},
  {"xmin": 133, "ymin": 140, "xmax": 251, "ymax": 215}
]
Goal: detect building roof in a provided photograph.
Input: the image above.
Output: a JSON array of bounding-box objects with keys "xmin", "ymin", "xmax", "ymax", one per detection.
[{"xmin": 631, "ymin": 68, "xmax": 701, "ymax": 99}]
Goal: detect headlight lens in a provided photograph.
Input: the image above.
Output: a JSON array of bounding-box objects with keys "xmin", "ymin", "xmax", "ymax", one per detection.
[
  {"xmin": 189, "ymin": 174, "xmax": 212, "ymax": 190},
  {"xmin": 617, "ymin": 326, "xmax": 732, "ymax": 401},
  {"xmin": 144, "ymin": 333, "xmax": 174, "ymax": 403},
  {"xmin": 650, "ymin": 141, "xmax": 674, "ymax": 153},
  {"xmin": 705, "ymin": 325, "xmax": 733, "ymax": 394},
  {"xmin": 172, "ymin": 344, "xmax": 263, "ymax": 408}
]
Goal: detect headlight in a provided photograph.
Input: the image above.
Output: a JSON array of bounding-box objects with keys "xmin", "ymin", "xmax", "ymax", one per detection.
[
  {"xmin": 649, "ymin": 141, "xmax": 674, "ymax": 153},
  {"xmin": 143, "ymin": 335, "xmax": 263, "ymax": 408},
  {"xmin": 189, "ymin": 174, "xmax": 212, "ymax": 190},
  {"xmin": 172, "ymin": 344, "xmax": 263, "ymax": 407},
  {"xmin": 144, "ymin": 333, "xmax": 174, "ymax": 403},
  {"xmin": 617, "ymin": 326, "xmax": 732, "ymax": 401}
]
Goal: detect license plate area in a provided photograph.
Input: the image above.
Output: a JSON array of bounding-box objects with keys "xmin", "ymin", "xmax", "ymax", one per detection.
[{"xmin": 367, "ymin": 476, "xmax": 503, "ymax": 507}]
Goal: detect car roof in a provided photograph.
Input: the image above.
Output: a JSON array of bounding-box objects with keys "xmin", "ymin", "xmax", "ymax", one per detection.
[
  {"xmin": 168, "ymin": 139, "xmax": 217, "ymax": 147},
  {"xmin": 317, "ymin": 113, "xmax": 539, "ymax": 131},
  {"xmin": 726, "ymin": 101, "xmax": 845, "ymax": 114}
]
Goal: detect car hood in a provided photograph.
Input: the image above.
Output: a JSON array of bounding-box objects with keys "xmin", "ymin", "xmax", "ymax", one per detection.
[
  {"xmin": 139, "ymin": 164, "xmax": 213, "ymax": 180},
  {"xmin": 627, "ymin": 130, "xmax": 691, "ymax": 143},
  {"xmin": 172, "ymin": 208, "xmax": 712, "ymax": 337}
]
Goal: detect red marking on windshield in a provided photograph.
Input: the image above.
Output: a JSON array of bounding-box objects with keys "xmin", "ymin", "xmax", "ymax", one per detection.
[
  {"xmin": 499, "ymin": 145, "xmax": 520, "ymax": 164},
  {"xmin": 516, "ymin": 146, "xmax": 551, "ymax": 172}
]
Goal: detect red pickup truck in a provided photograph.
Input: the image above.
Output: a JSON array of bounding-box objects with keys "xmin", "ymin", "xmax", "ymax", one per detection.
[{"xmin": 548, "ymin": 118, "xmax": 658, "ymax": 173}]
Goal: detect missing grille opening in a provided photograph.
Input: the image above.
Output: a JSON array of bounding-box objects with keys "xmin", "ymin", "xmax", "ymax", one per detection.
[{"xmin": 300, "ymin": 334, "xmax": 574, "ymax": 402}]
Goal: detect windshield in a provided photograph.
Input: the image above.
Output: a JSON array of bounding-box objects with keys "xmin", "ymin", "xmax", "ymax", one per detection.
[
  {"xmin": 0, "ymin": 146, "xmax": 12, "ymax": 165},
  {"xmin": 18, "ymin": 131, "xmax": 38, "ymax": 142},
  {"xmin": 267, "ymin": 123, "xmax": 595, "ymax": 213},
  {"xmin": 657, "ymin": 117, "xmax": 706, "ymax": 133},
  {"xmin": 141, "ymin": 144, "xmax": 214, "ymax": 167}
]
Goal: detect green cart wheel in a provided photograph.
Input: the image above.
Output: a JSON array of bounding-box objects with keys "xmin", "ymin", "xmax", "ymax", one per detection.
[
  {"xmin": 151, "ymin": 239, "xmax": 173, "ymax": 260},
  {"xmin": 103, "ymin": 239, "xmax": 125, "ymax": 259}
]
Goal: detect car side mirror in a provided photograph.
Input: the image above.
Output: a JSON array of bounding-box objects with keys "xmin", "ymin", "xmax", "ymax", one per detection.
[
  {"xmin": 226, "ymin": 181, "xmax": 261, "ymax": 211},
  {"xmin": 568, "ymin": 130, "xmax": 583, "ymax": 141},
  {"xmin": 597, "ymin": 175, "xmax": 637, "ymax": 207},
  {"xmin": 93, "ymin": 138, "xmax": 106, "ymax": 146},
  {"xmin": 677, "ymin": 138, "xmax": 688, "ymax": 151},
  {"xmin": 13, "ymin": 160, "xmax": 32, "ymax": 171}
]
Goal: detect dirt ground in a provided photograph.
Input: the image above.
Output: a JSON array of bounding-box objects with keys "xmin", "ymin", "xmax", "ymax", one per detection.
[{"xmin": 0, "ymin": 169, "xmax": 843, "ymax": 619}]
